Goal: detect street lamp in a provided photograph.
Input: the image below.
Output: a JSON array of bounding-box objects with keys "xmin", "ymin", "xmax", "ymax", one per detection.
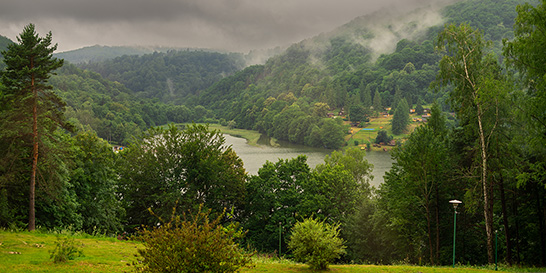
[{"xmin": 449, "ymin": 200, "xmax": 462, "ymax": 268}]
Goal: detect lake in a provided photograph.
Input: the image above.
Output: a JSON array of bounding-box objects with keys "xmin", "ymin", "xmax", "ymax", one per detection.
[{"xmin": 224, "ymin": 134, "xmax": 393, "ymax": 187}]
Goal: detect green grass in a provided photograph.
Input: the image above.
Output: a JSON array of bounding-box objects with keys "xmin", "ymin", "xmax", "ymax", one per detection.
[
  {"xmin": 0, "ymin": 230, "xmax": 140, "ymax": 272},
  {"xmin": 345, "ymin": 115, "xmax": 423, "ymax": 151},
  {"xmin": 174, "ymin": 123, "xmax": 264, "ymax": 146},
  {"xmin": 2, "ymin": 230, "xmax": 541, "ymax": 273}
]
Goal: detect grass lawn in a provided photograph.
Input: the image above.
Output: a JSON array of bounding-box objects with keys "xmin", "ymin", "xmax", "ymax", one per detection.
[
  {"xmin": 345, "ymin": 114, "xmax": 424, "ymax": 152},
  {"xmin": 2, "ymin": 230, "xmax": 539, "ymax": 273},
  {"xmin": 174, "ymin": 123, "xmax": 264, "ymax": 146},
  {"xmin": 0, "ymin": 230, "xmax": 140, "ymax": 272}
]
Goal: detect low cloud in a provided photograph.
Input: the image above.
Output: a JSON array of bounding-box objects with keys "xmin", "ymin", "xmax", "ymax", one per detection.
[{"xmin": 0, "ymin": 0, "xmax": 458, "ymax": 52}]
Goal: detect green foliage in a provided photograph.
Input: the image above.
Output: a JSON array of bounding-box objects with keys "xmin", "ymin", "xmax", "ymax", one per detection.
[
  {"xmin": 49, "ymin": 236, "xmax": 83, "ymax": 263},
  {"xmin": 134, "ymin": 205, "xmax": 252, "ymax": 273},
  {"xmin": 288, "ymin": 217, "xmax": 346, "ymax": 270},
  {"xmin": 443, "ymin": 0, "xmax": 538, "ymax": 42},
  {"xmin": 243, "ymin": 156, "xmax": 313, "ymax": 253},
  {"xmin": 70, "ymin": 131, "xmax": 124, "ymax": 233},
  {"xmin": 118, "ymin": 124, "xmax": 246, "ymax": 227},
  {"xmin": 503, "ymin": 0, "xmax": 546, "ymax": 152},
  {"xmin": 0, "ymin": 23, "xmax": 71, "ymax": 231},
  {"xmin": 391, "ymin": 98, "xmax": 410, "ymax": 135},
  {"xmin": 80, "ymin": 50, "xmax": 246, "ymax": 103},
  {"xmin": 375, "ymin": 130, "xmax": 392, "ymax": 144}
]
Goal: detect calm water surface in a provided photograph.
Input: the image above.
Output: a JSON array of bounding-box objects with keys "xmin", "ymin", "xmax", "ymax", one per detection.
[{"xmin": 224, "ymin": 134, "xmax": 393, "ymax": 187}]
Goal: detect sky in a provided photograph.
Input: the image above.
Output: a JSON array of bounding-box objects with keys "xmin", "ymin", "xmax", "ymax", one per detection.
[{"xmin": 0, "ymin": 0, "xmax": 448, "ymax": 53}]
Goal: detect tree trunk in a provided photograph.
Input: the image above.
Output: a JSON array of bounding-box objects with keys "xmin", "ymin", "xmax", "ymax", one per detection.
[
  {"xmin": 426, "ymin": 203, "xmax": 434, "ymax": 265},
  {"xmin": 29, "ymin": 61, "xmax": 37, "ymax": 232},
  {"xmin": 476, "ymin": 104, "xmax": 494, "ymax": 264}
]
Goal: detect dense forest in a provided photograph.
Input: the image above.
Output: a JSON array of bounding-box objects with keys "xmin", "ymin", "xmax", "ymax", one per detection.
[{"xmin": 0, "ymin": 0, "xmax": 545, "ymax": 268}]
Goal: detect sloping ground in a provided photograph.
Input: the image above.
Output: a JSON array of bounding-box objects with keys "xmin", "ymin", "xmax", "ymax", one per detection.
[{"xmin": 0, "ymin": 231, "xmax": 525, "ymax": 273}]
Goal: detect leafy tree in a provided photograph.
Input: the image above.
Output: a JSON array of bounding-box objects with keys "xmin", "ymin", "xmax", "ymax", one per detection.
[
  {"xmin": 288, "ymin": 217, "xmax": 346, "ymax": 270},
  {"xmin": 503, "ymin": 1, "xmax": 546, "ymax": 264},
  {"xmin": 313, "ymin": 102, "xmax": 330, "ymax": 117},
  {"xmin": 0, "ymin": 24, "xmax": 67, "ymax": 231},
  {"xmin": 375, "ymin": 130, "xmax": 392, "ymax": 144},
  {"xmin": 435, "ymin": 23, "xmax": 510, "ymax": 263},
  {"xmin": 318, "ymin": 147, "xmax": 374, "ymax": 186},
  {"xmin": 390, "ymin": 125, "xmax": 450, "ymax": 264},
  {"xmin": 118, "ymin": 124, "xmax": 246, "ymax": 227},
  {"xmin": 243, "ymin": 156, "xmax": 312, "ymax": 253},
  {"xmin": 70, "ymin": 131, "xmax": 124, "ymax": 233},
  {"xmin": 349, "ymin": 104, "xmax": 369, "ymax": 122}
]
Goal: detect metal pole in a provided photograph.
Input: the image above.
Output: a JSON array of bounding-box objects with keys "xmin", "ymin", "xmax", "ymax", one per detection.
[{"xmin": 453, "ymin": 208, "xmax": 457, "ymax": 268}]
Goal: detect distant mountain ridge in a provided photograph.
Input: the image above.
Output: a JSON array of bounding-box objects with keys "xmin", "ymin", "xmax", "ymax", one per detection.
[{"xmin": 54, "ymin": 45, "xmax": 209, "ymax": 64}]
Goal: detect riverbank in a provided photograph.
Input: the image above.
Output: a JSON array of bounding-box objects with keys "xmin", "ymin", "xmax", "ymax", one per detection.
[{"xmin": 176, "ymin": 123, "xmax": 264, "ymax": 146}]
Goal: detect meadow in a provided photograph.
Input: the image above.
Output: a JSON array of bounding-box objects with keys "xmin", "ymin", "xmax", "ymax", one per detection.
[{"xmin": 1, "ymin": 230, "xmax": 538, "ymax": 273}]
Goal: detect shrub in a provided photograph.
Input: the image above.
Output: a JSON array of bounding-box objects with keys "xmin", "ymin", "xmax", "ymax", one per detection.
[
  {"xmin": 134, "ymin": 205, "xmax": 252, "ymax": 273},
  {"xmin": 49, "ymin": 236, "xmax": 83, "ymax": 263},
  {"xmin": 375, "ymin": 130, "xmax": 393, "ymax": 144},
  {"xmin": 288, "ymin": 217, "xmax": 345, "ymax": 270}
]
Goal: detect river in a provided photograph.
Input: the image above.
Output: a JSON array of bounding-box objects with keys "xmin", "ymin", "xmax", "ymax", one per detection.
[{"xmin": 223, "ymin": 134, "xmax": 393, "ymax": 187}]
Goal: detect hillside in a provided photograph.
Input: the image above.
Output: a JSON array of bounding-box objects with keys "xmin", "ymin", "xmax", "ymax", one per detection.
[
  {"xmin": 1, "ymin": 0, "xmax": 538, "ymax": 149},
  {"xmin": 188, "ymin": 0, "xmax": 537, "ymax": 149},
  {"xmin": 77, "ymin": 50, "xmax": 247, "ymax": 104},
  {"xmin": 0, "ymin": 35, "xmax": 13, "ymax": 70},
  {"xmin": 54, "ymin": 45, "xmax": 176, "ymax": 64}
]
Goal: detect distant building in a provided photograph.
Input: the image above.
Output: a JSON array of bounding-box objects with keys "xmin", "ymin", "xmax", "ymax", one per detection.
[{"xmin": 112, "ymin": 145, "xmax": 125, "ymax": 153}]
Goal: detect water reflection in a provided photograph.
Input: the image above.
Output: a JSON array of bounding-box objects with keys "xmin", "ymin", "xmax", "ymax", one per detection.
[{"xmin": 224, "ymin": 134, "xmax": 393, "ymax": 187}]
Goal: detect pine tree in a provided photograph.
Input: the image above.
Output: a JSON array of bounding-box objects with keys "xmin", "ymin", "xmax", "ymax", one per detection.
[
  {"xmin": 391, "ymin": 98, "xmax": 410, "ymax": 135},
  {"xmin": 0, "ymin": 24, "xmax": 66, "ymax": 231},
  {"xmin": 372, "ymin": 89, "xmax": 382, "ymax": 116},
  {"xmin": 362, "ymin": 85, "xmax": 372, "ymax": 108}
]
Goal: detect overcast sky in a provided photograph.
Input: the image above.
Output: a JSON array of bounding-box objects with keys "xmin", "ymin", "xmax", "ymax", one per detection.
[{"xmin": 0, "ymin": 0, "xmax": 448, "ymax": 53}]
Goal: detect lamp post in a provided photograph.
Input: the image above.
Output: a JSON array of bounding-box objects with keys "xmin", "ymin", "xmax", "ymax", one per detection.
[{"xmin": 449, "ymin": 200, "xmax": 462, "ymax": 268}]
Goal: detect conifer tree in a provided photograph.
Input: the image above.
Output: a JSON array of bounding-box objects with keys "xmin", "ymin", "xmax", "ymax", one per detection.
[
  {"xmin": 0, "ymin": 24, "xmax": 66, "ymax": 231},
  {"xmin": 372, "ymin": 89, "xmax": 382, "ymax": 116},
  {"xmin": 392, "ymin": 98, "xmax": 410, "ymax": 135}
]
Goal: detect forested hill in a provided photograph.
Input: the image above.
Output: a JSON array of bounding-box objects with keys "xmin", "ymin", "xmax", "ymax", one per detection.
[
  {"xmin": 191, "ymin": 0, "xmax": 535, "ymax": 148},
  {"xmin": 54, "ymin": 45, "xmax": 181, "ymax": 64},
  {"xmin": 77, "ymin": 50, "xmax": 247, "ymax": 104},
  {"xmin": 0, "ymin": 35, "xmax": 13, "ymax": 70},
  {"xmin": 1, "ymin": 0, "xmax": 537, "ymax": 149}
]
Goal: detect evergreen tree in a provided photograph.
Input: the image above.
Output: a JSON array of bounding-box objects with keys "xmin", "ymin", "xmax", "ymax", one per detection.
[
  {"xmin": 392, "ymin": 98, "xmax": 410, "ymax": 135},
  {"xmin": 372, "ymin": 89, "xmax": 383, "ymax": 116},
  {"xmin": 362, "ymin": 85, "xmax": 372, "ymax": 108},
  {"xmin": 0, "ymin": 24, "xmax": 66, "ymax": 231}
]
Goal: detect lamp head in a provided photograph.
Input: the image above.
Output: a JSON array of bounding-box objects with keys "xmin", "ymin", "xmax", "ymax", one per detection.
[{"xmin": 449, "ymin": 199, "xmax": 462, "ymax": 209}]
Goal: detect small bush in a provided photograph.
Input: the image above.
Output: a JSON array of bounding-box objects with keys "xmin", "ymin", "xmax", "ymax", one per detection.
[
  {"xmin": 288, "ymin": 217, "xmax": 345, "ymax": 270},
  {"xmin": 49, "ymin": 236, "xmax": 83, "ymax": 263},
  {"xmin": 134, "ymin": 205, "xmax": 253, "ymax": 273}
]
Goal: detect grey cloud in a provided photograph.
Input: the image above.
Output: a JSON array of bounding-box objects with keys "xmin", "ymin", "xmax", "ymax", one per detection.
[{"xmin": 0, "ymin": 0, "xmax": 457, "ymax": 52}]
